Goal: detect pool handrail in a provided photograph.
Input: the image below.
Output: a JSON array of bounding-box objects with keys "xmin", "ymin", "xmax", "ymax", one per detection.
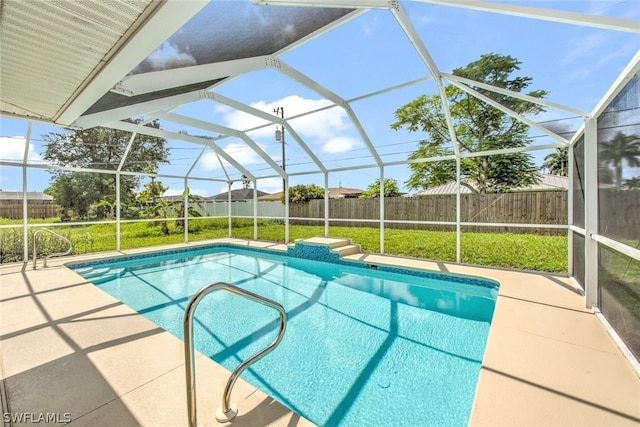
[
  {"xmin": 32, "ymin": 228, "xmax": 73, "ymax": 269},
  {"xmin": 183, "ymin": 282, "xmax": 287, "ymax": 426}
]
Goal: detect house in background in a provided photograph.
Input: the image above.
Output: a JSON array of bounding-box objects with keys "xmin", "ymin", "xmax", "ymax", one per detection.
[
  {"xmin": 207, "ymin": 188, "xmax": 270, "ymax": 201},
  {"xmin": 413, "ymin": 173, "xmax": 568, "ymax": 196},
  {"xmin": 258, "ymin": 187, "xmax": 363, "ymax": 201}
]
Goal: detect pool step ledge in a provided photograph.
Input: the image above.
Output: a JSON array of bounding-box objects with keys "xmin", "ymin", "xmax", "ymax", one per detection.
[{"xmin": 331, "ymin": 244, "xmax": 361, "ymax": 257}]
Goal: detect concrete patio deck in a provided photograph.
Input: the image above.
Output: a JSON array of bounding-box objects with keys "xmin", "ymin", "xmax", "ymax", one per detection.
[{"xmin": 1, "ymin": 238, "xmax": 639, "ymax": 426}]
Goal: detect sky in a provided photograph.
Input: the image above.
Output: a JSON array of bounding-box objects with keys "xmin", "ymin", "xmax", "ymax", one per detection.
[{"xmin": 1, "ymin": 0, "xmax": 639, "ymax": 197}]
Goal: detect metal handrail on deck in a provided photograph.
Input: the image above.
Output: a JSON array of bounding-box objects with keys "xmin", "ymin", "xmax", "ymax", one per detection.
[
  {"xmin": 183, "ymin": 282, "xmax": 287, "ymax": 426},
  {"xmin": 32, "ymin": 228, "xmax": 72, "ymax": 269}
]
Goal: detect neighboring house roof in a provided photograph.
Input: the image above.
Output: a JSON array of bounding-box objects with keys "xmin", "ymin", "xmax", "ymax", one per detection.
[
  {"xmin": 257, "ymin": 187, "xmax": 363, "ymax": 201},
  {"xmin": 414, "ymin": 173, "xmax": 568, "ymax": 196},
  {"xmin": 207, "ymin": 188, "xmax": 270, "ymax": 201},
  {"xmin": 0, "ymin": 191, "xmax": 54, "ymax": 202}
]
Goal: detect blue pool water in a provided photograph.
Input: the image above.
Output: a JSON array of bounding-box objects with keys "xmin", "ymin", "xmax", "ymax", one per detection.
[{"xmin": 70, "ymin": 245, "xmax": 498, "ymax": 426}]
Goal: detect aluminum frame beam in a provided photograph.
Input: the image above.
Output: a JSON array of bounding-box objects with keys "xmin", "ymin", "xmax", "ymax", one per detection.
[
  {"xmin": 443, "ymin": 73, "xmax": 591, "ymax": 118},
  {"xmin": 200, "ymin": 91, "xmax": 328, "ymax": 174},
  {"xmin": 415, "ymin": 0, "xmax": 640, "ymax": 33},
  {"xmin": 446, "ymin": 79, "xmax": 570, "ymax": 145},
  {"xmin": 106, "ymin": 119, "xmax": 256, "ymax": 180},
  {"xmin": 276, "ymin": 59, "xmax": 383, "ymax": 166},
  {"xmin": 390, "ymin": 2, "xmax": 462, "ymax": 158},
  {"xmin": 152, "ymin": 111, "xmax": 287, "ymax": 178}
]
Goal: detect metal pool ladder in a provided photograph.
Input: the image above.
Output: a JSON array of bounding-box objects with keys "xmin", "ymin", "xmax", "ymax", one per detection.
[
  {"xmin": 32, "ymin": 228, "xmax": 72, "ymax": 269},
  {"xmin": 183, "ymin": 282, "xmax": 287, "ymax": 426}
]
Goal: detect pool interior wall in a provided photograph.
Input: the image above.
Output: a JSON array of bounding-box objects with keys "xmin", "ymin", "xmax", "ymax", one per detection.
[
  {"xmin": 1, "ymin": 237, "xmax": 639, "ymax": 426},
  {"xmin": 69, "ymin": 243, "xmax": 498, "ymax": 426}
]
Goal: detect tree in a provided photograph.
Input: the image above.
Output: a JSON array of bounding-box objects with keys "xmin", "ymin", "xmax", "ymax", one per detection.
[
  {"xmin": 141, "ymin": 187, "xmax": 202, "ymax": 235},
  {"xmin": 359, "ymin": 178, "xmax": 402, "ymax": 198},
  {"xmin": 45, "ymin": 171, "xmax": 103, "ymax": 219},
  {"xmin": 42, "ymin": 120, "xmax": 168, "ymax": 219},
  {"xmin": 541, "ymin": 147, "xmax": 568, "ymax": 176},
  {"xmin": 283, "ymin": 184, "xmax": 325, "ymax": 203},
  {"xmin": 391, "ymin": 53, "xmax": 545, "ymax": 194},
  {"xmin": 172, "ymin": 188, "xmax": 204, "ymax": 230},
  {"xmin": 137, "ymin": 178, "xmax": 168, "ymax": 215},
  {"xmin": 599, "ymin": 131, "xmax": 640, "ymax": 189}
]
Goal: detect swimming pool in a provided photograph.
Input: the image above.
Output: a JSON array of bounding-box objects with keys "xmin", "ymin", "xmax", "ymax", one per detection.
[{"xmin": 69, "ymin": 243, "xmax": 498, "ymax": 426}]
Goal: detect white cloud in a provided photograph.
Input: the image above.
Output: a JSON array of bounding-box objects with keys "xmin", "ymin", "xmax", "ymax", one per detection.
[
  {"xmin": 562, "ymin": 31, "xmax": 637, "ymax": 79},
  {"xmin": 217, "ymin": 95, "xmax": 353, "ymax": 142},
  {"xmin": 322, "ymin": 136, "xmax": 362, "ymax": 154},
  {"xmin": 144, "ymin": 41, "xmax": 196, "ymax": 71},
  {"xmin": 256, "ymin": 177, "xmax": 284, "ymax": 194},
  {"xmin": 0, "ymin": 136, "xmax": 43, "ymax": 162},
  {"xmin": 561, "ymin": 32, "xmax": 606, "ymax": 68},
  {"xmin": 362, "ymin": 16, "xmax": 379, "ymax": 36}
]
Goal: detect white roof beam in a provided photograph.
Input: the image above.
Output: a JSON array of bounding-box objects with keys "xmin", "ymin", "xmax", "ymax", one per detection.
[
  {"xmin": 348, "ymin": 76, "xmax": 433, "ymax": 104},
  {"xmin": 416, "ymin": 0, "xmax": 640, "ymax": 33},
  {"xmin": 446, "ymin": 78, "xmax": 570, "ymax": 145},
  {"xmin": 186, "ymin": 145, "xmax": 209, "ymax": 178},
  {"xmin": 105, "ymin": 119, "xmax": 256, "ymax": 180},
  {"xmin": 215, "ymin": 152, "xmax": 232, "ymax": 182},
  {"xmin": 459, "ymin": 143, "xmax": 565, "ymax": 159},
  {"xmin": 112, "ymin": 56, "xmax": 269, "ymax": 97},
  {"xmin": 55, "ymin": 0, "xmax": 210, "ymax": 126},
  {"xmin": 276, "ymin": 60, "xmax": 383, "ymax": 166},
  {"xmin": 154, "ymin": 111, "xmax": 287, "ymax": 178},
  {"xmin": 201, "ymin": 92, "xmax": 328, "ymax": 174},
  {"xmin": 380, "ymin": 143, "xmax": 564, "ymax": 168},
  {"xmin": 592, "ymin": 49, "xmax": 640, "ymax": 118},
  {"xmin": 72, "ymin": 90, "xmax": 204, "ymax": 129},
  {"xmin": 390, "ymin": 2, "xmax": 461, "ymax": 158},
  {"xmin": 443, "ymin": 73, "xmax": 591, "ymax": 118}
]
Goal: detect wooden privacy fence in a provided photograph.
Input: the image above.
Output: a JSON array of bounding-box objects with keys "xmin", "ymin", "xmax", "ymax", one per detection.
[
  {"xmin": 0, "ymin": 204, "xmax": 60, "ymax": 219},
  {"xmin": 290, "ymin": 191, "xmax": 568, "ymax": 235}
]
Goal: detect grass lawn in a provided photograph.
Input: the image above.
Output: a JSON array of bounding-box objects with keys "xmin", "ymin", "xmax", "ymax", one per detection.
[{"xmin": 0, "ymin": 217, "xmax": 568, "ymax": 272}]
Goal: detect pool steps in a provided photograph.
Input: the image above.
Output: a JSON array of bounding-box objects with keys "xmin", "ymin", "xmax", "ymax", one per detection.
[{"xmin": 288, "ymin": 237, "xmax": 362, "ymax": 259}]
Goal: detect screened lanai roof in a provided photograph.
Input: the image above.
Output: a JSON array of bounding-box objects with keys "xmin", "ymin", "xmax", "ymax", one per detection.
[{"xmin": 1, "ymin": 0, "xmax": 639, "ymax": 190}]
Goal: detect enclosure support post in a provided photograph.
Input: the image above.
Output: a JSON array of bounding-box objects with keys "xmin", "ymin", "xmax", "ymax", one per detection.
[
  {"xmin": 116, "ymin": 132, "xmax": 136, "ymax": 252},
  {"xmin": 379, "ymin": 166, "xmax": 385, "ymax": 254},
  {"xmin": 22, "ymin": 122, "xmax": 32, "ymax": 263},
  {"xmin": 567, "ymin": 139, "xmax": 574, "ymax": 278},
  {"xmin": 116, "ymin": 173, "xmax": 121, "ymax": 251},
  {"xmin": 253, "ymin": 178, "xmax": 258, "ymax": 241},
  {"xmin": 324, "ymin": 172, "xmax": 329, "ymax": 237},
  {"xmin": 228, "ymin": 181, "xmax": 232, "ymax": 238},
  {"xmin": 184, "ymin": 177, "xmax": 189, "ymax": 244},
  {"xmin": 456, "ymin": 157, "xmax": 461, "ymax": 264},
  {"xmin": 285, "ymin": 176, "xmax": 290, "ymax": 244},
  {"xmin": 584, "ymin": 118, "xmax": 598, "ymax": 308}
]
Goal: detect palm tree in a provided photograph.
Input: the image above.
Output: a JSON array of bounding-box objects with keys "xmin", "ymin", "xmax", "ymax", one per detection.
[
  {"xmin": 541, "ymin": 147, "xmax": 568, "ymax": 176},
  {"xmin": 599, "ymin": 132, "xmax": 640, "ymax": 189}
]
